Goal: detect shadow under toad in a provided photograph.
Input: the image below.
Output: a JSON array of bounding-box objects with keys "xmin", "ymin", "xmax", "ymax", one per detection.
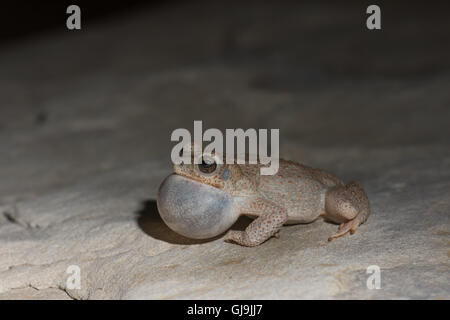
[{"xmin": 136, "ymin": 199, "xmax": 253, "ymax": 245}]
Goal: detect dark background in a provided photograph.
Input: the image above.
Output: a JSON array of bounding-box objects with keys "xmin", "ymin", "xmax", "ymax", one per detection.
[
  {"xmin": 1, "ymin": 1, "xmax": 449, "ymax": 148},
  {"xmin": 2, "ymin": 1, "xmax": 450, "ymax": 50},
  {"xmin": 1, "ymin": 1, "xmax": 450, "ymax": 81},
  {"xmin": 1, "ymin": 1, "xmax": 156, "ymax": 45}
]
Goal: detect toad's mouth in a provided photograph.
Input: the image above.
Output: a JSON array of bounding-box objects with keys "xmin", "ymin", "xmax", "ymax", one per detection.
[{"xmin": 172, "ymin": 172, "xmax": 224, "ymax": 189}]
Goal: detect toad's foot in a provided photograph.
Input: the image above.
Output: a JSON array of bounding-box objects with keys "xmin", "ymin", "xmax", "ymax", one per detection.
[
  {"xmin": 224, "ymin": 198, "xmax": 288, "ymax": 247},
  {"xmin": 328, "ymin": 219, "xmax": 359, "ymax": 241},
  {"xmin": 325, "ymin": 181, "xmax": 370, "ymax": 242}
]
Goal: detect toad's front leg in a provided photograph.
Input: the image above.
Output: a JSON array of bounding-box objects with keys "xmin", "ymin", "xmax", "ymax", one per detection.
[{"xmin": 224, "ymin": 198, "xmax": 288, "ymax": 247}]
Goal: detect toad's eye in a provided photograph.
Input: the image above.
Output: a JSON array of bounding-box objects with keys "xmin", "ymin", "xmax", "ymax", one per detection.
[{"xmin": 198, "ymin": 158, "xmax": 217, "ymax": 174}]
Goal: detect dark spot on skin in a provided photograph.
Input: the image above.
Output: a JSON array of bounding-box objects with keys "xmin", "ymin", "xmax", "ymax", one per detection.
[{"xmin": 221, "ymin": 168, "xmax": 231, "ymax": 181}]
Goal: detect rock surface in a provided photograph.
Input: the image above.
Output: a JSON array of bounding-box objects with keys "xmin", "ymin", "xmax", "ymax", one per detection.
[{"xmin": 0, "ymin": 1, "xmax": 449, "ymax": 299}]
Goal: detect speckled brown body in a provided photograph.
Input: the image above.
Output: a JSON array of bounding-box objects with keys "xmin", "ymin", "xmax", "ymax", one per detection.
[
  {"xmin": 171, "ymin": 150, "xmax": 370, "ymax": 247},
  {"xmin": 239, "ymin": 160, "xmax": 343, "ymax": 224}
]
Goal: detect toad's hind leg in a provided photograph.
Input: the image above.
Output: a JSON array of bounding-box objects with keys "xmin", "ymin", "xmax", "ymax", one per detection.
[{"xmin": 324, "ymin": 181, "xmax": 370, "ymax": 241}]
